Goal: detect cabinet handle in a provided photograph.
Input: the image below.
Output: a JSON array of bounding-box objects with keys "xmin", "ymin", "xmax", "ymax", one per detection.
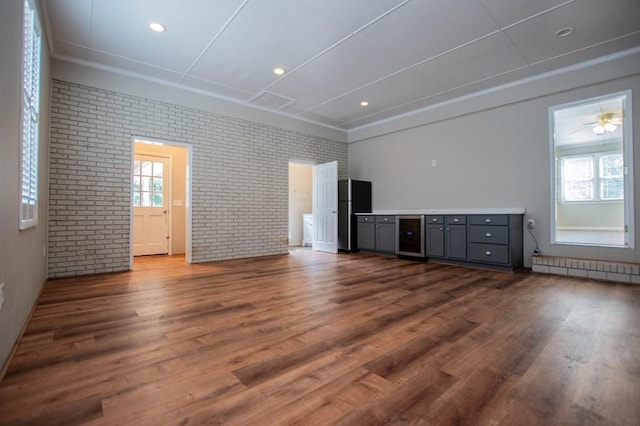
[
  {"xmin": 439, "ymin": 227, "xmax": 443, "ymax": 231},
  {"xmin": 453, "ymin": 218, "xmax": 459, "ymax": 223},
  {"xmin": 384, "ymin": 218, "xmax": 388, "ymax": 221},
  {"xmin": 485, "ymin": 233, "xmax": 492, "ymax": 237},
  {"xmin": 485, "ymin": 218, "xmax": 492, "ymax": 223},
  {"xmin": 432, "ymin": 218, "xmax": 438, "ymax": 222},
  {"xmin": 446, "ymin": 227, "xmax": 450, "ymax": 231},
  {"xmin": 485, "ymin": 251, "xmax": 492, "ymax": 256}
]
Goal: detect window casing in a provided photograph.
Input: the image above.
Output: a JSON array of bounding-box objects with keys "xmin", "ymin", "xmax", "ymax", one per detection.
[{"xmin": 19, "ymin": 0, "xmax": 42, "ymax": 230}]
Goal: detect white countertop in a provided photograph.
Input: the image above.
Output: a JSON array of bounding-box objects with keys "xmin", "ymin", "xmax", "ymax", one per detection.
[{"xmin": 356, "ymin": 207, "xmax": 526, "ymax": 215}]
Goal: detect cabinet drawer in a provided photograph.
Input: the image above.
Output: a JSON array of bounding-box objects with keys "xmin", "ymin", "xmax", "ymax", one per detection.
[
  {"xmin": 357, "ymin": 215, "xmax": 374, "ymax": 223},
  {"xmin": 425, "ymin": 215, "xmax": 444, "ymax": 224},
  {"xmin": 375, "ymin": 215, "xmax": 396, "ymax": 224},
  {"xmin": 468, "ymin": 215, "xmax": 508, "ymax": 226},
  {"xmin": 468, "ymin": 243, "xmax": 509, "ymax": 264},
  {"xmin": 468, "ymin": 225, "xmax": 508, "ymax": 244},
  {"xmin": 446, "ymin": 215, "xmax": 466, "ymax": 225}
]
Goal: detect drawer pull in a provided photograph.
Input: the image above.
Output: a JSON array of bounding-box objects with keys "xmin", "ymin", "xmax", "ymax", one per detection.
[
  {"xmin": 453, "ymin": 218, "xmax": 459, "ymax": 223},
  {"xmin": 384, "ymin": 218, "xmax": 388, "ymax": 221},
  {"xmin": 485, "ymin": 251, "xmax": 492, "ymax": 256},
  {"xmin": 485, "ymin": 218, "xmax": 492, "ymax": 223},
  {"xmin": 432, "ymin": 218, "xmax": 438, "ymax": 222},
  {"xmin": 439, "ymin": 227, "xmax": 443, "ymax": 231},
  {"xmin": 485, "ymin": 233, "xmax": 492, "ymax": 237}
]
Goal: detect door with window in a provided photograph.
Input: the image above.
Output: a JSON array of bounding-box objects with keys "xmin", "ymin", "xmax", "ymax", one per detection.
[{"xmin": 133, "ymin": 155, "xmax": 169, "ymax": 256}]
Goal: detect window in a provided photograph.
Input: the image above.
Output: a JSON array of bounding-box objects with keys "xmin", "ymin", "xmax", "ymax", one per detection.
[
  {"xmin": 550, "ymin": 92, "xmax": 633, "ymax": 247},
  {"xmin": 133, "ymin": 158, "xmax": 165, "ymax": 207},
  {"xmin": 19, "ymin": 0, "xmax": 42, "ymax": 230},
  {"xmin": 560, "ymin": 152, "xmax": 623, "ymax": 202}
]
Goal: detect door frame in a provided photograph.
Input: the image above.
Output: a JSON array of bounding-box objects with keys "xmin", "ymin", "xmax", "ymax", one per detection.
[
  {"xmin": 133, "ymin": 153, "xmax": 172, "ymax": 256},
  {"xmin": 130, "ymin": 136, "xmax": 193, "ymax": 268}
]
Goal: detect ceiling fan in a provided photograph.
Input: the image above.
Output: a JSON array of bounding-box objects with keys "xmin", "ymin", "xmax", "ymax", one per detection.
[{"xmin": 589, "ymin": 112, "xmax": 621, "ymax": 135}]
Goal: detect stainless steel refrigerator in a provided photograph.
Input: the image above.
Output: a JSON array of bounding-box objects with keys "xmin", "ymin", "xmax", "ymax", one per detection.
[{"xmin": 338, "ymin": 179, "xmax": 372, "ymax": 252}]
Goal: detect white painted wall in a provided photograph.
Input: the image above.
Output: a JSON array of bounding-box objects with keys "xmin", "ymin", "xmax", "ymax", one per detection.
[
  {"xmin": 0, "ymin": 0, "xmax": 51, "ymax": 371},
  {"xmin": 288, "ymin": 163, "xmax": 313, "ymax": 246},
  {"xmin": 349, "ymin": 65, "xmax": 640, "ymax": 267}
]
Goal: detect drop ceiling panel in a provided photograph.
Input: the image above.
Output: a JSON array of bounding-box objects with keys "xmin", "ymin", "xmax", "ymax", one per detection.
[
  {"xmin": 504, "ymin": 0, "xmax": 640, "ymax": 64},
  {"xmin": 217, "ymin": 0, "xmax": 348, "ymax": 70},
  {"xmin": 87, "ymin": 0, "xmax": 245, "ymax": 73},
  {"xmin": 45, "ymin": 0, "xmax": 92, "ymax": 46},
  {"xmin": 267, "ymin": 74, "xmax": 346, "ymax": 112},
  {"xmin": 451, "ymin": 67, "xmax": 535, "ymax": 98},
  {"xmin": 296, "ymin": 0, "xmax": 501, "ymax": 91},
  {"xmin": 529, "ymin": 32, "xmax": 640, "ymax": 75},
  {"xmin": 298, "ymin": 0, "xmax": 407, "ymax": 34},
  {"xmin": 174, "ymin": 76, "xmax": 253, "ymax": 100},
  {"xmin": 477, "ymin": 0, "xmax": 571, "ymax": 28},
  {"xmin": 85, "ymin": 50, "xmax": 185, "ymax": 82},
  {"xmin": 188, "ymin": 42, "xmax": 282, "ymax": 94},
  {"xmin": 411, "ymin": 33, "xmax": 530, "ymax": 94},
  {"xmin": 345, "ymin": 92, "xmax": 460, "ymax": 129}
]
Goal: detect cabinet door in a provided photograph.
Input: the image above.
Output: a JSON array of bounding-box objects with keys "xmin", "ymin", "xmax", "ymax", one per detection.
[
  {"xmin": 446, "ymin": 224, "xmax": 467, "ymax": 259},
  {"xmin": 357, "ymin": 222, "xmax": 376, "ymax": 250},
  {"xmin": 426, "ymin": 224, "xmax": 445, "ymax": 257},
  {"xmin": 376, "ymin": 223, "xmax": 396, "ymax": 253}
]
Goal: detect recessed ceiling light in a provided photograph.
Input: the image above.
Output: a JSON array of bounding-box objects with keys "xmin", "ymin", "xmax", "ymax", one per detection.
[
  {"xmin": 149, "ymin": 22, "xmax": 166, "ymax": 32},
  {"xmin": 360, "ymin": 101, "xmax": 369, "ymax": 107},
  {"xmin": 273, "ymin": 67, "xmax": 285, "ymax": 75},
  {"xmin": 555, "ymin": 27, "xmax": 574, "ymax": 37}
]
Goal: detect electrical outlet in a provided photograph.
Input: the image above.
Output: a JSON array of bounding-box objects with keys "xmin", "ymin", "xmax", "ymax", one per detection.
[
  {"xmin": 527, "ymin": 219, "xmax": 536, "ymax": 230},
  {"xmin": 0, "ymin": 283, "xmax": 5, "ymax": 311}
]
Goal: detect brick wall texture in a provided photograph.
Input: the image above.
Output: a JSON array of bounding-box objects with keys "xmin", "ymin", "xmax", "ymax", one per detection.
[{"xmin": 48, "ymin": 79, "xmax": 347, "ymax": 278}]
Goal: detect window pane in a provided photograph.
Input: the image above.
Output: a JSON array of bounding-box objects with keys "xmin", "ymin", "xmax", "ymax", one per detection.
[
  {"xmin": 601, "ymin": 178, "xmax": 623, "ymax": 200},
  {"xmin": 133, "ymin": 176, "xmax": 141, "ymax": 191},
  {"xmin": 152, "ymin": 177, "xmax": 163, "ymax": 192},
  {"xmin": 153, "ymin": 161, "xmax": 163, "ymax": 177},
  {"xmin": 153, "ymin": 193, "xmax": 163, "ymax": 207},
  {"xmin": 141, "ymin": 191, "xmax": 151, "ymax": 207},
  {"xmin": 600, "ymin": 154, "xmax": 623, "ymax": 178},
  {"xmin": 133, "ymin": 192, "xmax": 141, "ymax": 207},
  {"xmin": 141, "ymin": 176, "xmax": 152, "ymax": 191},
  {"xmin": 134, "ymin": 160, "xmax": 141, "ymax": 176},
  {"xmin": 563, "ymin": 157, "xmax": 593, "ymax": 180},
  {"xmin": 141, "ymin": 161, "xmax": 152, "ymax": 176},
  {"xmin": 564, "ymin": 180, "xmax": 593, "ymax": 201}
]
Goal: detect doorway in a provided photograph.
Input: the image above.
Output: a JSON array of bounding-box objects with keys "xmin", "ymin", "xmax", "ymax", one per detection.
[
  {"xmin": 288, "ymin": 162, "xmax": 313, "ymax": 250},
  {"xmin": 131, "ymin": 137, "xmax": 192, "ymax": 266}
]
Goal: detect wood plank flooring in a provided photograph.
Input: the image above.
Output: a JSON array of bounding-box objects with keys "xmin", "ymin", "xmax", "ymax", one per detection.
[{"xmin": 1, "ymin": 251, "xmax": 639, "ymax": 425}]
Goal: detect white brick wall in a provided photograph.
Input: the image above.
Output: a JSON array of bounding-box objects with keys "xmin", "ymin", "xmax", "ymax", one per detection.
[
  {"xmin": 49, "ymin": 80, "xmax": 348, "ymax": 277},
  {"xmin": 531, "ymin": 255, "xmax": 640, "ymax": 284}
]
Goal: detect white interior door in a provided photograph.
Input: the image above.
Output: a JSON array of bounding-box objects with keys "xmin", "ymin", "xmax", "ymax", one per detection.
[
  {"xmin": 312, "ymin": 161, "xmax": 338, "ymax": 253},
  {"xmin": 133, "ymin": 155, "xmax": 169, "ymax": 256}
]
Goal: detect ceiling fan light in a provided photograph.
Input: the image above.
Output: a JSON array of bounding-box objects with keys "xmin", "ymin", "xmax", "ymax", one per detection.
[
  {"xmin": 604, "ymin": 123, "xmax": 617, "ymax": 132},
  {"xmin": 593, "ymin": 125, "xmax": 605, "ymax": 135}
]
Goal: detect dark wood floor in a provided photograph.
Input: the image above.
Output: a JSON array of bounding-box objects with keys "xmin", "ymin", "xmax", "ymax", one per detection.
[{"xmin": 1, "ymin": 251, "xmax": 639, "ymax": 425}]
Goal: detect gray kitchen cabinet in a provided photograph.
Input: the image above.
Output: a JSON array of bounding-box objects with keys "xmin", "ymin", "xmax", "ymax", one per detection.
[
  {"xmin": 356, "ymin": 215, "xmax": 375, "ymax": 251},
  {"xmin": 426, "ymin": 214, "xmax": 522, "ymax": 270},
  {"xmin": 467, "ymin": 214, "xmax": 523, "ymax": 268},
  {"xmin": 426, "ymin": 215, "xmax": 467, "ymax": 260},
  {"xmin": 375, "ymin": 215, "xmax": 396, "ymax": 253},
  {"xmin": 425, "ymin": 216, "xmax": 444, "ymax": 257}
]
